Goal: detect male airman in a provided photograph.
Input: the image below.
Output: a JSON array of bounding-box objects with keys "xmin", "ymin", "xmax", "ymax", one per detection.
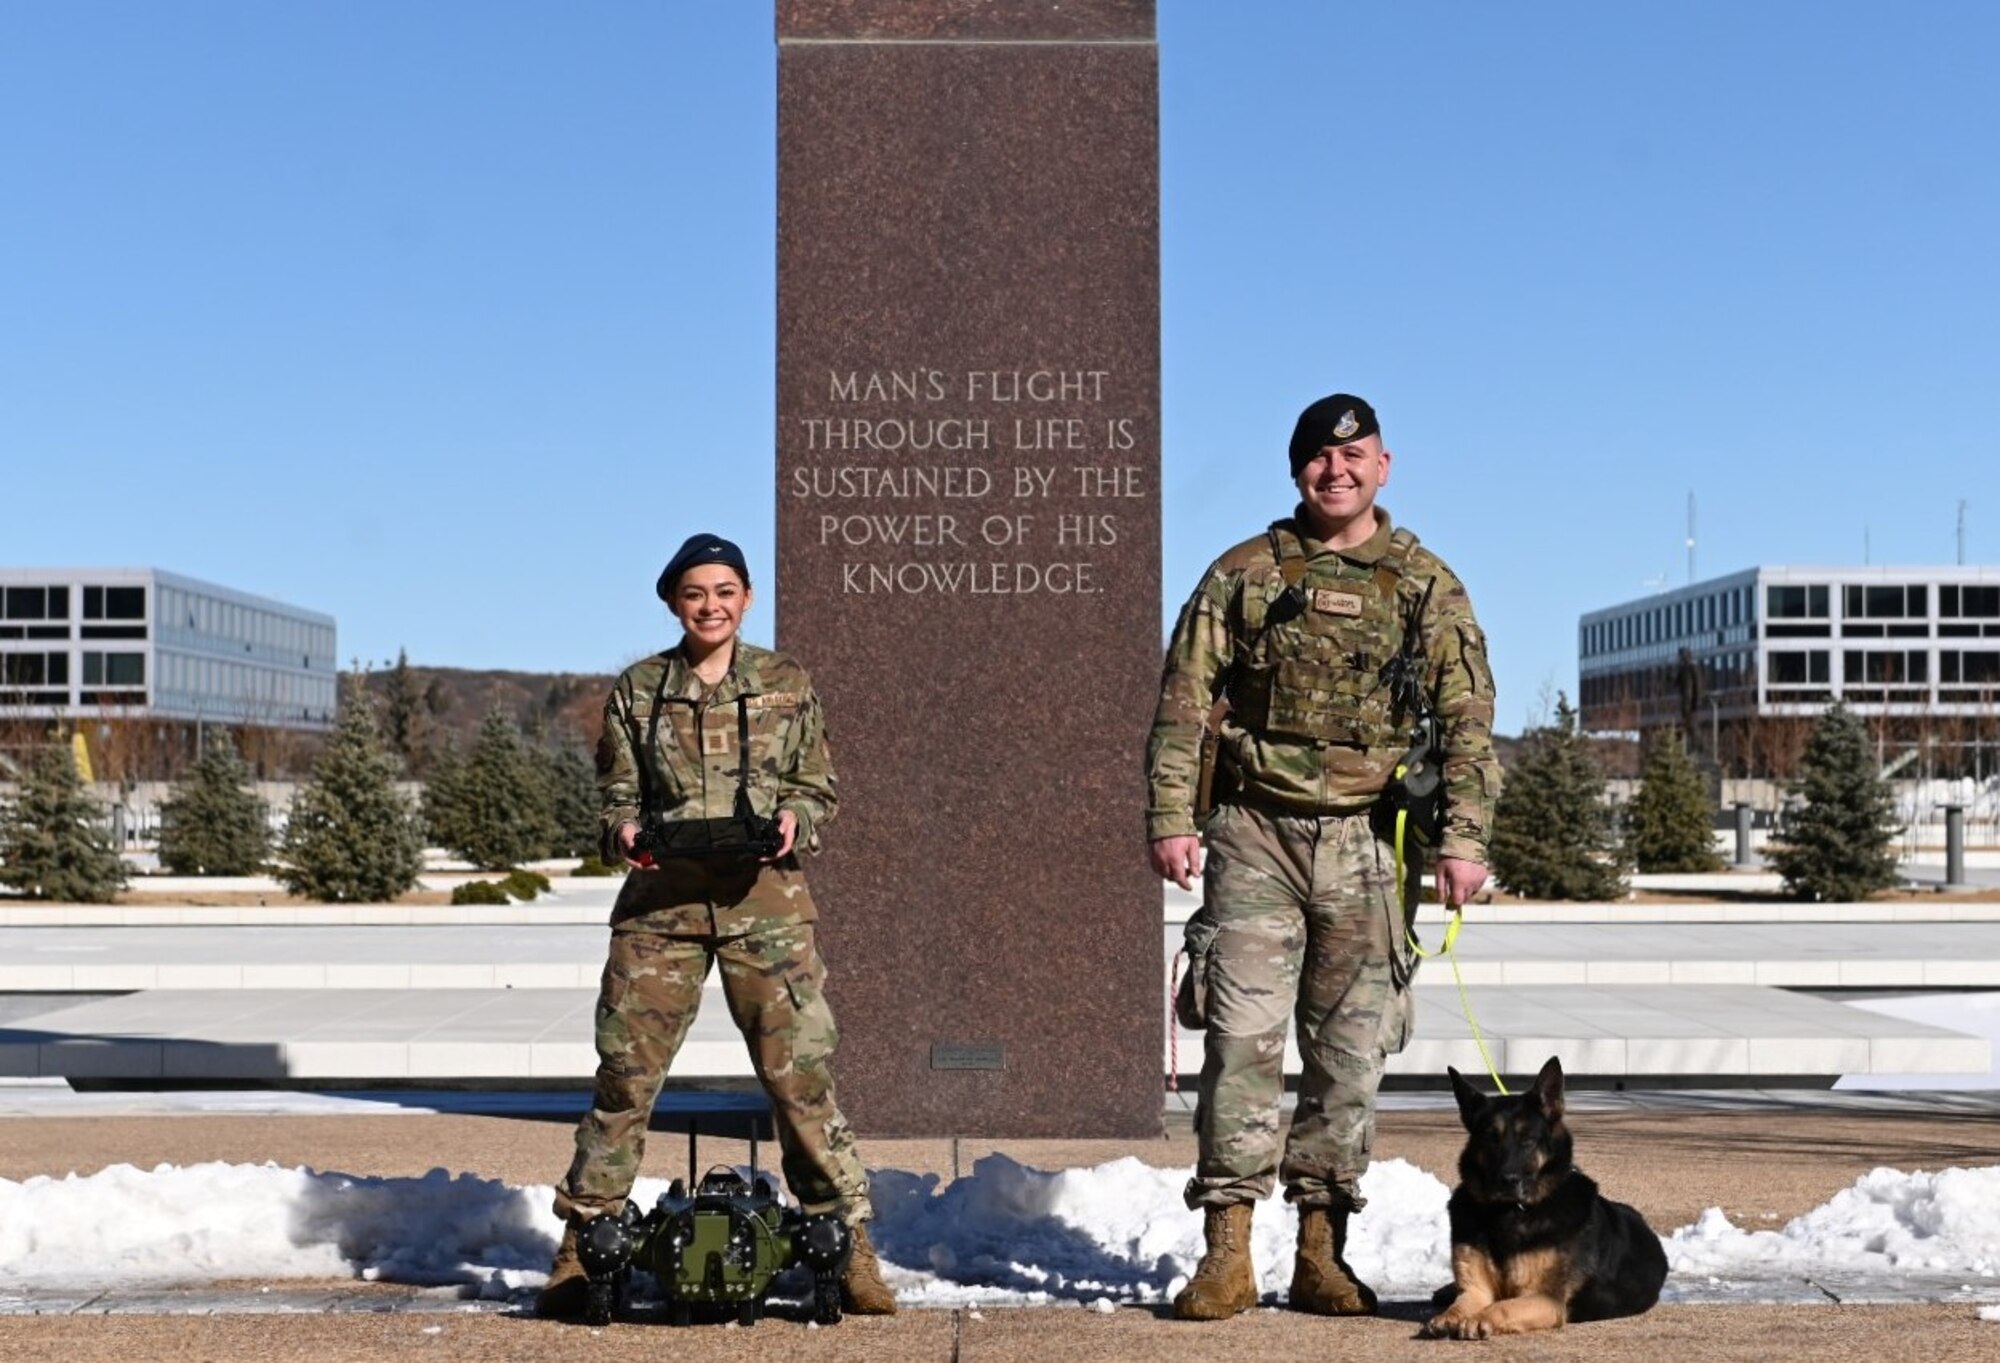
[{"xmin": 1147, "ymin": 394, "xmax": 1500, "ymax": 1320}]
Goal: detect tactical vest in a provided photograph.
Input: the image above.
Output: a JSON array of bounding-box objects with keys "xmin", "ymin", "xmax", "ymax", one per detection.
[{"xmin": 1227, "ymin": 521, "xmax": 1422, "ymax": 749}]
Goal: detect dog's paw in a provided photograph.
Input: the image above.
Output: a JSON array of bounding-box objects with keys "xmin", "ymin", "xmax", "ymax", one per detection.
[{"xmin": 1420, "ymin": 1309, "xmax": 1491, "ymax": 1340}]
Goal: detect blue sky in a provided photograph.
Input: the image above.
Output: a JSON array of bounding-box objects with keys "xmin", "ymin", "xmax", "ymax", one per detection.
[{"xmin": 3, "ymin": 1, "xmax": 1996, "ymax": 732}]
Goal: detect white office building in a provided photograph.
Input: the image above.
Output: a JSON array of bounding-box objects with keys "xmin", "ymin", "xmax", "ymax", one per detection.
[
  {"xmin": 1578, "ymin": 566, "xmax": 2000, "ymax": 773},
  {"xmin": 0, "ymin": 568, "xmax": 337, "ymax": 730}
]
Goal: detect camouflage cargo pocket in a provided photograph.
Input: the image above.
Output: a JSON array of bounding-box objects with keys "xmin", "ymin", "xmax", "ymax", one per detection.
[
  {"xmin": 1176, "ymin": 915, "xmax": 1220, "ymax": 1030},
  {"xmin": 1379, "ymin": 974, "xmax": 1417, "ymax": 1056}
]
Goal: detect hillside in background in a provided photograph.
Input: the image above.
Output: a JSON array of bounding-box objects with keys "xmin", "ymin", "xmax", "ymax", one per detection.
[{"xmin": 350, "ymin": 662, "xmax": 617, "ymax": 773}]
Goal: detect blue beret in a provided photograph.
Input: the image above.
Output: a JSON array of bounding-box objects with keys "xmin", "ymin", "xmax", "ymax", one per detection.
[
  {"xmin": 656, "ymin": 533, "xmax": 750, "ymax": 601},
  {"xmin": 1289, "ymin": 394, "xmax": 1380, "ymax": 475}
]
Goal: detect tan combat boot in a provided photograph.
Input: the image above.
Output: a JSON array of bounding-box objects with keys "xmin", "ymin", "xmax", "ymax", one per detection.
[
  {"xmin": 841, "ymin": 1222, "xmax": 899, "ymax": 1315},
  {"xmin": 1289, "ymin": 1206, "xmax": 1377, "ymax": 1315},
  {"xmin": 1173, "ymin": 1203, "xmax": 1259, "ymax": 1320},
  {"xmin": 534, "ymin": 1218, "xmax": 589, "ymax": 1320}
]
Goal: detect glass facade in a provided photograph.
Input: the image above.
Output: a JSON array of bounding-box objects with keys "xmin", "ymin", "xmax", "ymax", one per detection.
[
  {"xmin": 0, "ymin": 569, "xmax": 336, "ymax": 729},
  {"xmin": 1580, "ymin": 566, "xmax": 2000, "ymax": 731}
]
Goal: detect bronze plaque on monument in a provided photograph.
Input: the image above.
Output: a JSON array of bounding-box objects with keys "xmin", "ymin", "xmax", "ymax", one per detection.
[{"xmin": 775, "ymin": 0, "xmax": 1161, "ymax": 1136}]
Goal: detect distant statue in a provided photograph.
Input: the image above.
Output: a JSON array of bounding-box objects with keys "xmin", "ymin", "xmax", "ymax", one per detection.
[{"xmin": 1675, "ymin": 647, "xmax": 1704, "ymax": 740}]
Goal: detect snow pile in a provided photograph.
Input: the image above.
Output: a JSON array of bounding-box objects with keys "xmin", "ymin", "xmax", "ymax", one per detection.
[
  {"xmin": 1666, "ymin": 1166, "xmax": 2000, "ymax": 1282},
  {"xmin": 0, "ymin": 1154, "xmax": 1450, "ymax": 1303},
  {"xmin": 868, "ymin": 1153, "xmax": 1450, "ymax": 1305},
  {"xmin": 0, "ymin": 1162, "xmax": 559, "ymax": 1296},
  {"xmin": 4, "ymin": 1154, "xmax": 1999, "ymax": 1303}
]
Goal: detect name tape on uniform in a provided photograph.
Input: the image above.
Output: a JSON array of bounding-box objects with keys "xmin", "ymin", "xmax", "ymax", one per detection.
[{"xmin": 1311, "ymin": 589, "xmax": 1365, "ymax": 617}]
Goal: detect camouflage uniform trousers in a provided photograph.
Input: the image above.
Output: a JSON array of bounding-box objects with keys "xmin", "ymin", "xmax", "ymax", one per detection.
[
  {"xmin": 555, "ymin": 920, "xmax": 872, "ymax": 1226},
  {"xmin": 1181, "ymin": 800, "xmax": 1416, "ymax": 1213}
]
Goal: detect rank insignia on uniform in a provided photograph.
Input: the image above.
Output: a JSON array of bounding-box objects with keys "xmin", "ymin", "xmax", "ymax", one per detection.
[
  {"xmin": 1332, "ymin": 409, "xmax": 1360, "ymax": 440},
  {"xmin": 1312, "ymin": 589, "xmax": 1365, "ymax": 617},
  {"xmin": 703, "ymin": 728, "xmax": 731, "ymax": 756}
]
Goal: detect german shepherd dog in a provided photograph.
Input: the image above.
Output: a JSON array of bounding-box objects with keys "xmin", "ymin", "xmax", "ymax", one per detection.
[{"xmin": 1421, "ymin": 1057, "xmax": 1668, "ymax": 1339}]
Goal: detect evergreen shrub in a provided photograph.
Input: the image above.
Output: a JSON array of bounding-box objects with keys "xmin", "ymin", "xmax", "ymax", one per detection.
[
  {"xmin": 501, "ymin": 867, "xmax": 551, "ymax": 901},
  {"xmin": 1766, "ymin": 703, "xmax": 1901, "ymax": 902},
  {"xmin": 1625, "ymin": 727, "xmax": 1724, "ymax": 873},
  {"xmin": 276, "ymin": 694, "xmax": 424, "ymax": 903},
  {"xmin": 423, "ymin": 738, "xmax": 472, "ymax": 852},
  {"xmin": 158, "ymin": 734, "xmax": 271, "ymax": 876},
  {"xmin": 452, "ymin": 709, "xmax": 551, "ymax": 870},
  {"xmin": 1488, "ymin": 695, "xmax": 1628, "ymax": 901},
  {"xmin": 0, "ymin": 745, "xmax": 127, "ymax": 903},
  {"xmin": 450, "ymin": 879, "xmax": 511, "ymax": 906},
  {"xmin": 540, "ymin": 742, "xmax": 600, "ymax": 859}
]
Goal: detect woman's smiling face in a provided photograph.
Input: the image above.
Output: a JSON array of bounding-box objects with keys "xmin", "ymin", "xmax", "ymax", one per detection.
[{"xmin": 669, "ymin": 563, "xmax": 752, "ymax": 653}]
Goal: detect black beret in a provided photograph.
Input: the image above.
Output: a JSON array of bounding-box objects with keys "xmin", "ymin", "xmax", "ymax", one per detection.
[
  {"xmin": 656, "ymin": 533, "xmax": 750, "ymax": 601},
  {"xmin": 1289, "ymin": 394, "xmax": 1380, "ymax": 475}
]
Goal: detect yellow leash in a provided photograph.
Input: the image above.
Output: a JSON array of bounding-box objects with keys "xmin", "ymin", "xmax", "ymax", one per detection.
[{"xmin": 1394, "ymin": 804, "xmax": 1510, "ymax": 1096}]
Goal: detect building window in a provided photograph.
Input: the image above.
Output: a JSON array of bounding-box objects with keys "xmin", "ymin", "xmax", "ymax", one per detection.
[
  {"xmin": 1768, "ymin": 585, "xmax": 1829, "ymax": 619},
  {"xmin": 81, "ymin": 586, "xmax": 147, "ymax": 620},
  {"xmin": 4, "ymin": 586, "xmax": 72, "ymax": 621},
  {"xmin": 1942, "ymin": 586, "xmax": 2000, "ymax": 618},
  {"xmin": 1941, "ymin": 652, "xmax": 2000, "ymax": 684},
  {"xmin": 1844, "ymin": 651, "xmax": 1927, "ymax": 684},
  {"xmin": 1, "ymin": 652, "xmax": 68, "ymax": 686},
  {"xmin": 3, "ymin": 587, "xmax": 49, "ymax": 620},
  {"xmin": 1844, "ymin": 584, "xmax": 1928, "ymax": 619},
  {"xmin": 1770, "ymin": 651, "xmax": 1829, "ymax": 685},
  {"xmin": 81, "ymin": 652, "xmax": 146, "ymax": 687}
]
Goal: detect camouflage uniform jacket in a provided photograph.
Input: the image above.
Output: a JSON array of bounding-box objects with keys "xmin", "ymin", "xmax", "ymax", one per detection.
[
  {"xmin": 596, "ymin": 639, "xmax": 839, "ymax": 875},
  {"xmin": 1146, "ymin": 506, "xmax": 1500, "ymax": 864}
]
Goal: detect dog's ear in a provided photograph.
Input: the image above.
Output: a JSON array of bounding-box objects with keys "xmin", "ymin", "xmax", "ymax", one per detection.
[
  {"xmin": 1449, "ymin": 1066, "xmax": 1484, "ymax": 1129},
  {"xmin": 1530, "ymin": 1055, "xmax": 1566, "ymax": 1121}
]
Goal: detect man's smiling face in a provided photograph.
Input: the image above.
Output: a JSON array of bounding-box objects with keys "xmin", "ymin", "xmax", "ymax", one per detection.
[{"xmin": 1295, "ymin": 433, "xmax": 1391, "ymax": 535}]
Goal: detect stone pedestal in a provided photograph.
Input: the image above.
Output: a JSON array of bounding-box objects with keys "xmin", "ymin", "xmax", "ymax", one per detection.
[{"xmin": 775, "ymin": 0, "xmax": 1160, "ymax": 1136}]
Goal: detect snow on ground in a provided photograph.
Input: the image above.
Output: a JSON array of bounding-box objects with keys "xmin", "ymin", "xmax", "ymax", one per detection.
[
  {"xmin": 4, "ymin": 1153, "xmax": 1999, "ymax": 1305},
  {"xmin": 1668, "ymin": 1167, "xmax": 2000, "ymax": 1282}
]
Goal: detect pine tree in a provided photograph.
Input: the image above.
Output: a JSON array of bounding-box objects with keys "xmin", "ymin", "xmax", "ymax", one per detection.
[
  {"xmin": 277, "ymin": 691, "xmax": 424, "ymax": 902},
  {"xmin": 1625, "ymin": 726, "xmax": 1724, "ymax": 873},
  {"xmin": 451, "ymin": 707, "xmax": 550, "ymax": 870},
  {"xmin": 158, "ymin": 732, "xmax": 271, "ymax": 875},
  {"xmin": 1766, "ymin": 703, "xmax": 1900, "ymax": 902},
  {"xmin": 422, "ymin": 676, "xmax": 452, "ymax": 722},
  {"xmin": 1488, "ymin": 695, "xmax": 1627, "ymax": 900},
  {"xmin": 540, "ymin": 741, "xmax": 601, "ymax": 859},
  {"xmin": 0, "ymin": 743, "xmax": 128, "ymax": 903},
  {"xmin": 381, "ymin": 648, "xmax": 422, "ymax": 767},
  {"xmin": 422, "ymin": 736, "xmax": 472, "ymax": 851}
]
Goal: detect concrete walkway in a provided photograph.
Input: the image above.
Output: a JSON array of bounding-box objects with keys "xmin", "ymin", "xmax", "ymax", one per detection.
[
  {"xmin": 0, "ymin": 871, "xmax": 1995, "ymax": 1086},
  {"xmin": 7, "ymin": 919, "xmax": 2000, "ymax": 991},
  {"xmin": 0, "ymin": 980, "xmax": 1984, "ymax": 1083}
]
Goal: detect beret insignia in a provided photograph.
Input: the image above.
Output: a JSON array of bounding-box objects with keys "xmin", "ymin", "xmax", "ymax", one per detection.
[{"xmin": 1332, "ymin": 410, "xmax": 1360, "ymax": 440}]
